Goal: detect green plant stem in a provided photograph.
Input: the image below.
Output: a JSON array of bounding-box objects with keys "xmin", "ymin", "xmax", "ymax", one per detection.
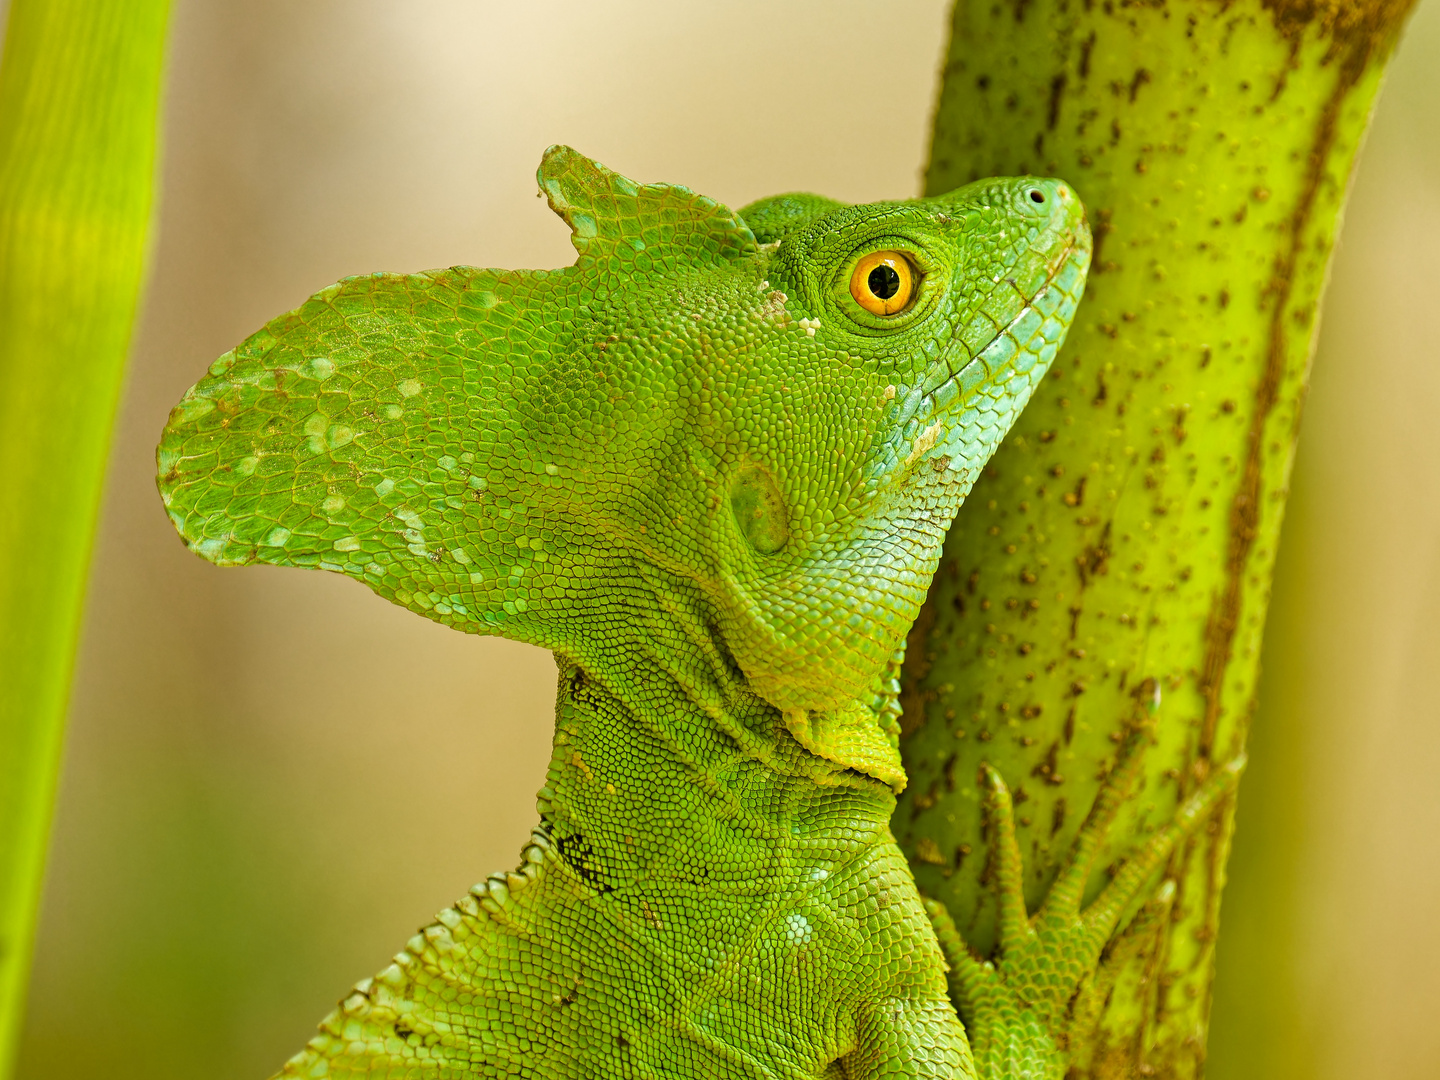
[
  {"xmin": 0, "ymin": 0, "xmax": 170, "ymax": 1071},
  {"xmin": 896, "ymin": 2, "xmax": 1415, "ymax": 1075}
]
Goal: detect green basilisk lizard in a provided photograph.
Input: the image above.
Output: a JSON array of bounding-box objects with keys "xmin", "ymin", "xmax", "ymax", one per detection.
[{"xmin": 157, "ymin": 146, "xmax": 1238, "ymax": 1078}]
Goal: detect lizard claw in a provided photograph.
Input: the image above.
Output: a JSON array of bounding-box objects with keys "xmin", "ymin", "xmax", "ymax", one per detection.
[{"xmin": 923, "ymin": 735, "xmax": 1245, "ymax": 1078}]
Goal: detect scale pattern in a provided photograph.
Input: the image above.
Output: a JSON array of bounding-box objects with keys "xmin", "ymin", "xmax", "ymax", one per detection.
[{"xmin": 157, "ymin": 147, "xmax": 1089, "ymax": 1078}]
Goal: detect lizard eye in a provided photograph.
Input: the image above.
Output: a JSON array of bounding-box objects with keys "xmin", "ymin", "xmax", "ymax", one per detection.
[{"xmin": 849, "ymin": 250, "xmax": 918, "ymax": 316}]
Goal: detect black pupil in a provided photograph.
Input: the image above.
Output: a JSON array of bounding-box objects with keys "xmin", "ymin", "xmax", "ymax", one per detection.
[{"xmin": 868, "ymin": 264, "xmax": 902, "ymax": 300}]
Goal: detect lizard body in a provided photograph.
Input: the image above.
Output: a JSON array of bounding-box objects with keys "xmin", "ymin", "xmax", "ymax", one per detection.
[{"xmin": 156, "ymin": 146, "xmax": 1224, "ymax": 1078}]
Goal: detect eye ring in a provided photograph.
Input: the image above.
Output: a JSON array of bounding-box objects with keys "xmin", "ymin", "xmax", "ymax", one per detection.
[{"xmin": 849, "ymin": 250, "xmax": 919, "ymax": 316}]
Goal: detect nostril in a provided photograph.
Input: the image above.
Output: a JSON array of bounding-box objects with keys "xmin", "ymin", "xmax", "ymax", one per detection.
[{"xmin": 1028, "ymin": 188, "xmax": 1046, "ymax": 204}]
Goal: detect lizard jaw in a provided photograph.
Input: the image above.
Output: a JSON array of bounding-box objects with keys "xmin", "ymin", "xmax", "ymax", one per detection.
[{"xmin": 867, "ymin": 227, "xmax": 1091, "ymax": 500}]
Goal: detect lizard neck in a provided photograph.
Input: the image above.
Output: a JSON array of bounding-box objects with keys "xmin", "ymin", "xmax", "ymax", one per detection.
[{"xmin": 536, "ymin": 638, "xmax": 897, "ymax": 895}]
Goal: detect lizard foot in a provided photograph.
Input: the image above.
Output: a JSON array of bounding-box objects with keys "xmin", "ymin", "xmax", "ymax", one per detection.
[{"xmin": 924, "ymin": 726, "xmax": 1244, "ymax": 1080}]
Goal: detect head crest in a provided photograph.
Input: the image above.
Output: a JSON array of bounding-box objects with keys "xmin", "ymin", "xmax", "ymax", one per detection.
[{"xmin": 538, "ymin": 145, "xmax": 757, "ymax": 270}]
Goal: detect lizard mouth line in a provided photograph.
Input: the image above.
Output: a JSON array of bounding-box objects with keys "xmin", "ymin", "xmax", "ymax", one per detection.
[
  {"xmin": 858, "ymin": 234, "xmax": 1087, "ymax": 489},
  {"xmin": 904, "ymin": 235, "xmax": 1084, "ymax": 425}
]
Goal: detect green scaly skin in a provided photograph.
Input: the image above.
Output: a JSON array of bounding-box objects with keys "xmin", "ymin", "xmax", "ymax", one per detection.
[{"xmin": 157, "ymin": 145, "xmax": 1219, "ymax": 1078}]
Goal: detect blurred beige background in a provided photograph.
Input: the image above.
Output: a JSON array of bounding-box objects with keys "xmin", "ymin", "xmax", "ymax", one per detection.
[{"xmin": 12, "ymin": 3, "xmax": 1439, "ymax": 1078}]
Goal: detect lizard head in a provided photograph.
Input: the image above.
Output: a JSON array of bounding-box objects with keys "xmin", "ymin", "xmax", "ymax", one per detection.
[
  {"xmin": 713, "ymin": 178, "xmax": 1090, "ymax": 723},
  {"xmin": 157, "ymin": 147, "xmax": 1087, "ymax": 776}
]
